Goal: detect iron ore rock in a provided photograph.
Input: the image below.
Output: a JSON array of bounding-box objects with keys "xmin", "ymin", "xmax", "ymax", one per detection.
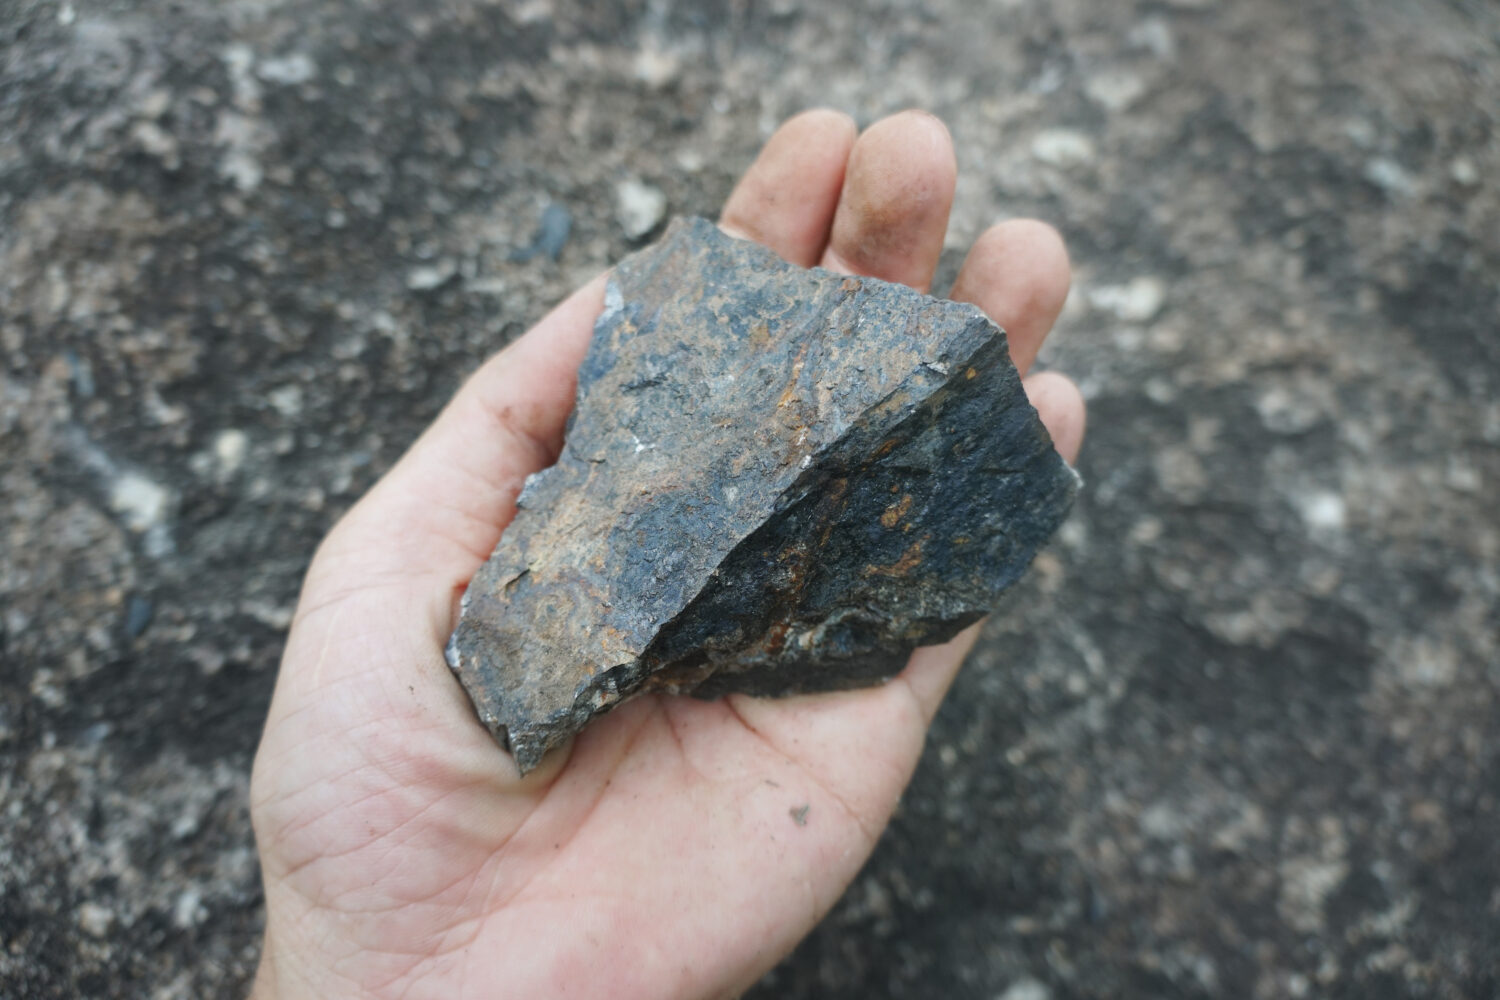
[{"xmin": 446, "ymin": 217, "xmax": 1079, "ymax": 772}]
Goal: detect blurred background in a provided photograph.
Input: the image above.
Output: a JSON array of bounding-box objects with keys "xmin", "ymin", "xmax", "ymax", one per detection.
[{"xmin": 1, "ymin": 0, "xmax": 1496, "ymax": 996}]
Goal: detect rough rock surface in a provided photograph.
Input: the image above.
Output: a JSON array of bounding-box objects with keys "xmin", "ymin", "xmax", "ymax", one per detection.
[
  {"xmin": 2, "ymin": 0, "xmax": 1498, "ymax": 997},
  {"xmin": 448, "ymin": 217, "xmax": 1077, "ymax": 771}
]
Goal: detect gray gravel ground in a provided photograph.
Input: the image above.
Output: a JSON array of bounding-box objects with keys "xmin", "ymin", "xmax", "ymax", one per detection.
[{"xmin": 2, "ymin": 0, "xmax": 1497, "ymax": 997}]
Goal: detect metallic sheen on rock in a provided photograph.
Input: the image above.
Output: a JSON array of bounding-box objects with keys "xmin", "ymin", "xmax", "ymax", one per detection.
[{"xmin": 446, "ymin": 217, "xmax": 1079, "ymax": 772}]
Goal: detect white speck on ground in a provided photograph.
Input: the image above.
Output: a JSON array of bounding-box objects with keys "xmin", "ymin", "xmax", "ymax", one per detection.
[
  {"xmin": 1255, "ymin": 384, "xmax": 1323, "ymax": 434},
  {"xmin": 77, "ymin": 903, "xmax": 113, "ymax": 938},
  {"xmin": 213, "ymin": 429, "xmax": 248, "ymax": 475},
  {"xmin": 1279, "ymin": 856, "xmax": 1349, "ymax": 933},
  {"xmin": 615, "ymin": 178, "xmax": 667, "ymax": 238},
  {"xmin": 1297, "ymin": 491, "xmax": 1346, "ymax": 534},
  {"xmin": 998, "ymin": 978, "xmax": 1052, "ymax": 1000},
  {"xmin": 110, "ymin": 472, "xmax": 170, "ymax": 532},
  {"xmin": 267, "ymin": 384, "xmax": 303, "ymax": 417},
  {"xmin": 214, "ymin": 111, "xmax": 271, "ymax": 192},
  {"xmin": 1088, "ymin": 277, "xmax": 1166, "ymax": 322},
  {"xmin": 1085, "ymin": 70, "xmax": 1147, "ymax": 111},
  {"xmin": 1031, "ymin": 129, "xmax": 1096, "ymax": 168},
  {"xmin": 173, "ymin": 887, "xmax": 204, "ymax": 929},
  {"xmin": 1449, "ymin": 156, "xmax": 1478, "ymax": 186},
  {"xmin": 407, "ymin": 259, "xmax": 457, "ymax": 291},
  {"xmin": 1364, "ymin": 157, "xmax": 1414, "ymax": 195},
  {"xmin": 130, "ymin": 121, "xmax": 180, "ymax": 169},
  {"xmin": 634, "ymin": 46, "xmax": 680, "ymax": 88},
  {"xmin": 257, "ymin": 53, "xmax": 316, "ymax": 85},
  {"xmin": 1128, "ymin": 17, "xmax": 1176, "ymax": 58}
]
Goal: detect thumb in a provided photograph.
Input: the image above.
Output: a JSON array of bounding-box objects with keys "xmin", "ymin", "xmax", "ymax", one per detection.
[
  {"xmin": 300, "ymin": 274, "xmax": 607, "ymax": 644},
  {"xmin": 258, "ymin": 275, "xmax": 606, "ymax": 787}
]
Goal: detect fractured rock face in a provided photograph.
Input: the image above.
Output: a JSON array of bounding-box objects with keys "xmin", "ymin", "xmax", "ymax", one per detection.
[{"xmin": 446, "ymin": 217, "xmax": 1079, "ymax": 772}]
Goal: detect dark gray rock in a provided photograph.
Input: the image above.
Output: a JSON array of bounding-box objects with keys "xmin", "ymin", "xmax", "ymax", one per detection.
[
  {"xmin": 123, "ymin": 595, "xmax": 154, "ymax": 638},
  {"xmin": 447, "ymin": 217, "xmax": 1078, "ymax": 772},
  {"xmin": 509, "ymin": 202, "xmax": 572, "ymax": 262}
]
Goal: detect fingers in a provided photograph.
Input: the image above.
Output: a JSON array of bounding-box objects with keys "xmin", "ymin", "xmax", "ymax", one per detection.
[
  {"xmin": 898, "ymin": 370, "xmax": 1087, "ymax": 722},
  {"xmin": 264, "ymin": 280, "xmax": 610, "ymax": 806},
  {"xmin": 948, "ymin": 219, "xmax": 1072, "ymax": 376},
  {"xmin": 720, "ymin": 109, "xmax": 858, "ymax": 267},
  {"xmin": 820, "ymin": 110, "xmax": 956, "ymax": 291},
  {"xmin": 1020, "ymin": 371, "xmax": 1087, "ymax": 465}
]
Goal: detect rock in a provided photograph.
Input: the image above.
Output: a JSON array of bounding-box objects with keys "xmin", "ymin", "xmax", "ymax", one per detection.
[
  {"xmin": 1364, "ymin": 157, "xmax": 1414, "ymax": 196},
  {"xmin": 64, "ymin": 350, "xmax": 95, "ymax": 398},
  {"xmin": 173, "ymin": 888, "xmax": 205, "ymax": 929},
  {"xmin": 1449, "ymin": 156, "xmax": 1479, "ymax": 186},
  {"xmin": 213, "ymin": 428, "xmax": 248, "ymax": 475},
  {"xmin": 1030, "ymin": 129, "xmax": 1096, "ymax": 168},
  {"xmin": 130, "ymin": 121, "xmax": 181, "ymax": 170},
  {"xmin": 1254, "ymin": 384, "xmax": 1322, "ymax": 435},
  {"xmin": 614, "ymin": 178, "xmax": 667, "ymax": 239},
  {"xmin": 136, "ymin": 89, "xmax": 172, "ymax": 120},
  {"xmin": 406, "ymin": 259, "xmax": 457, "ymax": 291},
  {"xmin": 999, "ymin": 980, "xmax": 1053, "ymax": 1000},
  {"xmin": 256, "ymin": 53, "xmax": 316, "ymax": 86},
  {"xmin": 1084, "ymin": 70, "xmax": 1147, "ymax": 111},
  {"xmin": 509, "ymin": 202, "xmax": 572, "ymax": 262},
  {"xmin": 1296, "ymin": 490, "xmax": 1346, "ymax": 535},
  {"xmin": 446, "ymin": 217, "xmax": 1079, "ymax": 772},
  {"xmin": 1128, "ymin": 17, "xmax": 1176, "ymax": 58},
  {"xmin": 1344, "ymin": 117, "xmax": 1378, "ymax": 149},
  {"xmin": 109, "ymin": 471, "xmax": 170, "ymax": 533},
  {"xmin": 267, "ymin": 384, "xmax": 303, "ymax": 417},
  {"xmin": 634, "ymin": 46, "xmax": 681, "ymax": 89},
  {"xmin": 76, "ymin": 903, "xmax": 114, "ymax": 938},
  {"xmin": 214, "ymin": 111, "xmax": 270, "ymax": 192},
  {"xmin": 124, "ymin": 595, "xmax": 154, "ymax": 638},
  {"xmin": 1089, "ymin": 276, "xmax": 1166, "ymax": 322}
]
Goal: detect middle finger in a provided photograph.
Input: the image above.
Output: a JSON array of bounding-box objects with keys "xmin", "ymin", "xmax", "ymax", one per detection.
[{"xmin": 819, "ymin": 110, "xmax": 957, "ymax": 292}]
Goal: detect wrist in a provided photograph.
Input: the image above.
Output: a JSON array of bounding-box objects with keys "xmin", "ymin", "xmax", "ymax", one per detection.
[
  {"xmin": 249, "ymin": 924, "xmax": 319, "ymax": 1000},
  {"xmin": 249, "ymin": 950, "xmax": 280, "ymax": 1000}
]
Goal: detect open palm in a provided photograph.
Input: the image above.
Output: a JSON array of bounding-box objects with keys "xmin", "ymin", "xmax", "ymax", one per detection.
[{"xmin": 249, "ymin": 110, "xmax": 1086, "ymax": 1000}]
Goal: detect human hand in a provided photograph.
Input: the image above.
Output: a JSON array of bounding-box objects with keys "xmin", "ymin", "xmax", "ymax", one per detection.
[{"xmin": 249, "ymin": 109, "xmax": 1086, "ymax": 1000}]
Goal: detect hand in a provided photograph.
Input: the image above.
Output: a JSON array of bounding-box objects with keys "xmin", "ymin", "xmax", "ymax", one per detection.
[{"xmin": 249, "ymin": 109, "xmax": 1086, "ymax": 1000}]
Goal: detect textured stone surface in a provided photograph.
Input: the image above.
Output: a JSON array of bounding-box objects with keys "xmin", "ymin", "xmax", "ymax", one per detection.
[
  {"xmin": 2, "ymin": 0, "xmax": 1498, "ymax": 997},
  {"xmin": 448, "ymin": 217, "xmax": 1077, "ymax": 771}
]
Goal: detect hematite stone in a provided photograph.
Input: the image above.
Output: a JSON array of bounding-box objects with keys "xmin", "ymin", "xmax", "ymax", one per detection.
[{"xmin": 446, "ymin": 217, "xmax": 1079, "ymax": 772}]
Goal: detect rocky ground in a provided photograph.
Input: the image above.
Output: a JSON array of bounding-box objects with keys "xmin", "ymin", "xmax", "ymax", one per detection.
[{"xmin": 1, "ymin": 0, "xmax": 1497, "ymax": 997}]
